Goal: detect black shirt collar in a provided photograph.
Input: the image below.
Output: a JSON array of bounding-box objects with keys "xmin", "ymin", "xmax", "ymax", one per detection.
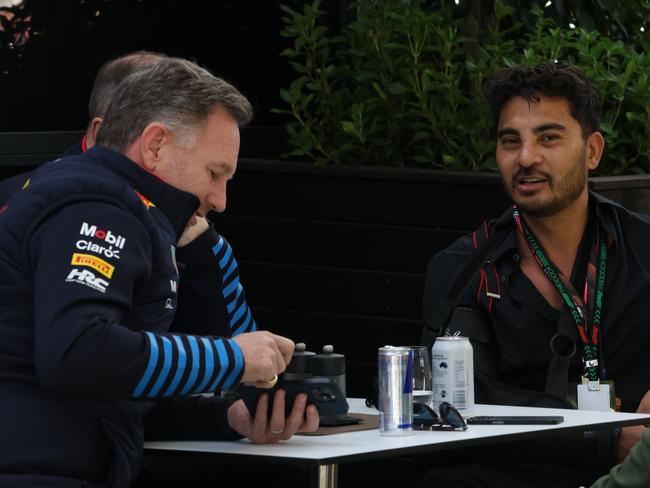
[
  {"xmin": 85, "ymin": 146, "xmax": 200, "ymax": 240},
  {"xmin": 488, "ymin": 189, "xmax": 623, "ymax": 265}
]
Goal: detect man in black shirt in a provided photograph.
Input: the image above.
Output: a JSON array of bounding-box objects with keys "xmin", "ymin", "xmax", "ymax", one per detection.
[{"xmin": 419, "ymin": 62, "xmax": 650, "ymax": 487}]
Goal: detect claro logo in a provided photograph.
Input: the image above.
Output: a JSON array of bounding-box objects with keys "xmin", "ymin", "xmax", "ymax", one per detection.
[{"xmin": 79, "ymin": 222, "xmax": 126, "ymax": 249}]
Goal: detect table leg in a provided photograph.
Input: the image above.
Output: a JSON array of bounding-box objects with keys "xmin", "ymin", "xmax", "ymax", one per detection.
[{"xmin": 308, "ymin": 462, "xmax": 339, "ymax": 488}]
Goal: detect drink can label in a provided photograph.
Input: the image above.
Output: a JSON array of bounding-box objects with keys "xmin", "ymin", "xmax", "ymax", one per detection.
[
  {"xmin": 430, "ymin": 336, "xmax": 474, "ymax": 415},
  {"xmin": 377, "ymin": 346, "xmax": 413, "ymax": 435}
]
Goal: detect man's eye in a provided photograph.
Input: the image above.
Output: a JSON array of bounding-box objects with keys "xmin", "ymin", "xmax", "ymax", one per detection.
[
  {"xmin": 541, "ymin": 134, "xmax": 559, "ymax": 142},
  {"xmin": 209, "ymin": 170, "xmax": 219, "ymax": 180},
  {"xmin": 501, "ymin": 138, "xmax": 519, "ymax": 146}
]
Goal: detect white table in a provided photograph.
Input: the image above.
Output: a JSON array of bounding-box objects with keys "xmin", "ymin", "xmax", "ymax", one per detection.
[{"xmin": 144, "ymin": 399, "xmax": 650, "ymax": 488}]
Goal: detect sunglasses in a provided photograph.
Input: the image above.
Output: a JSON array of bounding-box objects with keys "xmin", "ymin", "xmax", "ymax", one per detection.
[{"xmin": 413, "ymin": 401, "xmax": 468, "ymax": 431}]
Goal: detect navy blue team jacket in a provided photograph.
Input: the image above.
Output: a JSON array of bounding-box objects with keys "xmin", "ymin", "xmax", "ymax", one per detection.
[{"xmin": 0, "ymin": 146, "xmax": 257, "ymax": 487}]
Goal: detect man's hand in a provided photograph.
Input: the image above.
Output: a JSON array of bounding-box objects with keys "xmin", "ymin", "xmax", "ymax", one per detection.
[
  {"xmin": 232, "ymin": 331, "xmax": 295, "ymax": 384},
  {"xmin": 617, "ymin": 390, "xmax": 650, "ymax": 462},
  {"xmin": 227, "ymin": 390, "xmax": 319, "ymax": 443},
  {"xmin": 177, "ymin": 215, "xmax": 209, "ymax": 247}
]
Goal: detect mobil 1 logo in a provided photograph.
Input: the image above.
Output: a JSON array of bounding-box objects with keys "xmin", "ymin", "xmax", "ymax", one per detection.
[{"xmin": 77, "ymin": 222, "xmax": 126, "ymax": 260}]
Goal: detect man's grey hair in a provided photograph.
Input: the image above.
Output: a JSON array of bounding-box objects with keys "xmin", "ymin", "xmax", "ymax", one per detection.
[
  {"xmin": 96, "ymin": 56, "xmax": 253, "ymax": 151},
  {"xmin": 88, "ymin": 50, "xmax": 167, "ymax": 120}
]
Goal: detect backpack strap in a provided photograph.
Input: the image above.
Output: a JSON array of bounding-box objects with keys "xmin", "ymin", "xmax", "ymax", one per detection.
[
  {"xmin": 421, "ymin": 220, "xmax": 510, "ymax": 347},
  {"xmin": 472, "ymin": 221, "xmax": 502, "ymax": 315}
]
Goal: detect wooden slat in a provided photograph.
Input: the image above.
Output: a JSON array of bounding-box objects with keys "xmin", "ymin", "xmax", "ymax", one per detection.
[
  {"xmin": 213, "ymin": 214, "xmax": 466, "ymax": 273},
  {"xmin": 0, "ymin": 131, "xmax": 83, "ymax": 155},
  {"xmin": 225, "ymin": 167, "xmax": 510, "ymax": 230},
  {"xmin": 237, "ymin": 262, "xmax": 425, "ymax": 319}
]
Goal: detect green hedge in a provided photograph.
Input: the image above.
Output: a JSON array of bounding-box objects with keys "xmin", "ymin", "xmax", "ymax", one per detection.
[{"xmin": 275, "ymin": 0, "xmax": 650, "ymax": 175}]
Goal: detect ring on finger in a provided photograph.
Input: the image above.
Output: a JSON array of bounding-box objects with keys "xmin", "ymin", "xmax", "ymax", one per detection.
[{"xmin": 255, "ymin": 375, "xmax": 278, "ymax": 389}]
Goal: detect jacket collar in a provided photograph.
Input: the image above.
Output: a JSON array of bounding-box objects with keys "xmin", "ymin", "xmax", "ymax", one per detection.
[
  {"xmin": 489, "ymin": 189, "xmax": 624, "ymax": 263},
  {"xmin": 85, "ymin": 146, "xmax": 200, "ymax": 240}
]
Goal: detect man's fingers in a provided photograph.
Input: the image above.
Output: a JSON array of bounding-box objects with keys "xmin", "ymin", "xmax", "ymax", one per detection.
[
  {"xmin": 252, "ymin": 393, "xmax": 270, "ymax": 439},
  {"xmin": 272, "ymin": 333, "xmax": 295, "ymax": 365},
  {"xmin": 284, "ymin": 394, "xmax": 319, "ymax": 436},
  {"xmin": 282, "ymin": 392, "xmax": 307, "ymax": 436},
  {"xmin": 234, "ymin": 331, "xmax": 294, "ymax": 384},
  {"xmin": 274, "ymin": 345, "xmax": 287, "ymax": 376},
  {"xmin": 268, "ymin": 390, "xmax": 287, "ymax": 435},
  {"xmin": 302, "ymin": 404, "xmax": 320, "ymax": 432}
]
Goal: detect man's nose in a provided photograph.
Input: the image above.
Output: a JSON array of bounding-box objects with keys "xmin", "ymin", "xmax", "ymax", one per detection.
[
  {"xmin": 516, "ymin": 141, "xmax": 543, "ymax": 168},
  {"xmin": 208, "ymin": 190, "xmax": 227, "ymax": 213}
]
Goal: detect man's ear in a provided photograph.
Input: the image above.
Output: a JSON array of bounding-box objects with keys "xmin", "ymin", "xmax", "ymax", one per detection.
[
  {"xmin": 586, "ymin": 131, "xmax": 605, "ymax": 171},
  {"xmin": 139, "ymin": 123, "xmax": 171, "ymax": 171},
  {"xmin": 85, "ymin": 117, "xmax": 103, "ymax": 148}
]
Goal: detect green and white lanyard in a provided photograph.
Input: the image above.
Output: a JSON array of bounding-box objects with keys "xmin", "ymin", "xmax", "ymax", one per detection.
[{"xmin": 513, "ymin": 207, "xmax": 608, "ymax": 389}]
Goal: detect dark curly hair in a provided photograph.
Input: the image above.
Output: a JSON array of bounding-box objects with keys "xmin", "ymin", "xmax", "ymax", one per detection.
[{"xmin": 484, "ymin": 62, "xmax": 600, "ymax": 140}]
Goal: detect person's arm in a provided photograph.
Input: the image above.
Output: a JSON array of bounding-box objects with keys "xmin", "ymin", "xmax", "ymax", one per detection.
[
  {"xmin": 144, "ymin": 394, "xmax": 243, "ymax": 441},
  {"xmin": 616, "ymin": 390, "xmax": 650, "ymax": 462},
  {"xmin": 591, "ymin": 428, "xmax": 650, "ymax": 488},
  {"xmin": 29, "ymin": 201, "xmax": 285, "ymax": 400},
  {"xmin": 144, "ymin": 390, "xmax": 320, "ymax": 443},
  {"xmin": 421, "ymin": 233, "xmax": 477, "ymax": 340},
  {"xmin": 172, "ymin": 217, "xmax": 257, "ymax": 337}
]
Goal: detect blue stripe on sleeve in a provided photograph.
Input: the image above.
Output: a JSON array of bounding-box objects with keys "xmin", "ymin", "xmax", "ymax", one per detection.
[
  {"xmin": 207, "ymin": 339, "xmax": 229, "ymax": 391},
  {"xmin": 223, "ymin": 277, "xmax": 239, "ymax": 300},
  {"xmin": 230, "ymin": 300, "xmax": 247, "ymax": 325},
  {"xmin": 193, "ymin": 337, "xmax": 215, "ymax": 393},
  {"xmin": 233, "ymin": 307, "xmax": 253, "ymax": 336},
  {"xmin": 211, "ymin": 236, "xmax": 225, "ymax": 256},
  {"xmin": 222, "ymin": 257, "xmax": 237, "ymax": 282},
  {"xmin": 164, "ymin": 336, "xmax": 187, "ymax": 396},
  {"xmin": 148, "ymin": 336, "xmax": 173, "ymax": 397},
  {"xmin": 132, "ymin": 332, "xmax": 159, "ymax": 397},
  {"xmin": 222, "ymin": 339, "xmax": 244, "ymax": 389},
  {"xmin": 180, "ymin": 336, "xmax": 201, "ymax": 395},
  {"xmin": 225, "ymin": 283, "xmax": 242, "ymax": 314},
  {"xmin": 218, "ymin": 243, "xmax": 233, "ymax": 269}
]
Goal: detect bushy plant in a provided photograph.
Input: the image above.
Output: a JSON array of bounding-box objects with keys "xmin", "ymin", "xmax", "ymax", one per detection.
[{"xmin": 275, "ymin": 0, "xmax": 650, "ymax": 174}]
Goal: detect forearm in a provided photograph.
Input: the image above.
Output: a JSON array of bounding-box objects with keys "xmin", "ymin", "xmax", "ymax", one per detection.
[
  {"xmin": 144, "ymin": 394, "xmax": 243, "ymax": 441},
  {"xmin": 174, "ymin": 224, "xmax": 257, "ymax": 336}
]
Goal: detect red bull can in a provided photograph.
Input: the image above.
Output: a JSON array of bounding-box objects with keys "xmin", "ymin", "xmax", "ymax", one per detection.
[
  {"xmin": 431, "ymin": 336, "xmax": 474, "ymax": 415},
  {"xmin": 377, "ymin": 346, "xmax": 413, "ymax": 436}
]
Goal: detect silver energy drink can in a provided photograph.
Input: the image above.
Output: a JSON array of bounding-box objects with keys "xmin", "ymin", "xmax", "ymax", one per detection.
[
  {"xmin": 377, "ymin": 346, "xmax": 413, "ymax": 436},
  {"xmin": 431, "ymin": 336, "xmax": 474, "ymax": 416}
]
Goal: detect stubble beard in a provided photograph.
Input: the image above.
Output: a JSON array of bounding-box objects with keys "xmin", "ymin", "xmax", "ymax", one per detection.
[{"xmin": 502, "ymin": 157, "xmax": 589, "ymax": 218}]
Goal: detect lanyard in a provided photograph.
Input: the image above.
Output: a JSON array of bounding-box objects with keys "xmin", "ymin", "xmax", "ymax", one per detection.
[{"xmin": 512, "ymin": 207, "xmax": 608, "ymax": 385}]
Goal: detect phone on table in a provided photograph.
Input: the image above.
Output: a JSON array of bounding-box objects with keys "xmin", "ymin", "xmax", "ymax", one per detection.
[{"xmin": 466, "ymin": 415, "xmax": 564, "ymax": 425}]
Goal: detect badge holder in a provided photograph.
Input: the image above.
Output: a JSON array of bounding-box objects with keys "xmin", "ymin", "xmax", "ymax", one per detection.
[{"xmin": 577, "ymin": 378, "xmax": 616, "ymax": 411}]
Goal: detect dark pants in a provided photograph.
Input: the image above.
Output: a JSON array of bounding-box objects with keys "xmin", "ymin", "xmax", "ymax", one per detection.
[
  {"xmin": 132, "ymin": 455, "xmax": 309, "ymax": 487},
  {"xmin": 415, "ymin": 433, "xmax": 612, "ymax": 488},
  {"xmin": 132, "ymin": 454, "xmax": 421, "ymax": 488}
]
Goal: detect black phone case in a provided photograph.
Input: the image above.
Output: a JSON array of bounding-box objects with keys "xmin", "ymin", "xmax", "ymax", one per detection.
[
  {"xmin": 466, "ymin": 415, "xmax": 564, "ymax": 425},
  {"xmin": 238, "ymin": 376, "xmax": 349, "ymax": 420}
]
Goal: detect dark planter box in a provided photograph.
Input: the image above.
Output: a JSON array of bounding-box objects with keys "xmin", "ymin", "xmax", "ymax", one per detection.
[{"xmin": 3, "ymin": 131, "xmax": 650, "ymax": 396}]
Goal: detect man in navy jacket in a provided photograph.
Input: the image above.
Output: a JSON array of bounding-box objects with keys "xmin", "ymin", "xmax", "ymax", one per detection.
[{"xmin": 0, "ymin": 55, "xmax": 318, "ymax": 487}]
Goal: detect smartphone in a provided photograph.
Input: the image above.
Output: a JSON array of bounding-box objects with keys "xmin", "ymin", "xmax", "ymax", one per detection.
[{"xmin": 466, "ymin": 415, "xmax": 564, "ymax": 425}]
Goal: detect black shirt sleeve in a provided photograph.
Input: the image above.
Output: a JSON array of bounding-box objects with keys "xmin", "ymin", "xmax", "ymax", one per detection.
[{"xmin": 172, "ymin": 223, "xmax": 258, "ymax": 337}]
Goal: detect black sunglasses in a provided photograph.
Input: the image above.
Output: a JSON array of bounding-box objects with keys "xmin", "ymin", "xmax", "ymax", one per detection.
[{"xmin": 413, "ymin": 401, "xmax": 468, "ymax": 431}]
